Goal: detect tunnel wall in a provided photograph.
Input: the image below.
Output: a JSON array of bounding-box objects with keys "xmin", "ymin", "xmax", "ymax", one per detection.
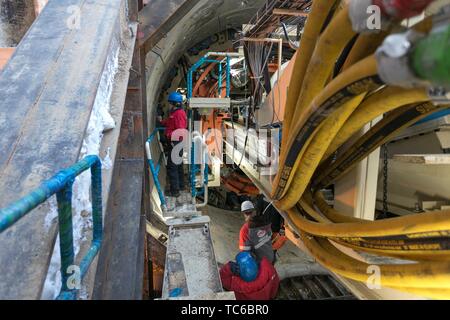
[{"xmin": 144, "ymin": 0, "xmax": 264, "ymax": 214}]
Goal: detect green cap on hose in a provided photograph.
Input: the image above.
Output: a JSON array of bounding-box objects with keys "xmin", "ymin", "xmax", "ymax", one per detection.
[{"xmin": 411, "ymin": 24, "xmax": 450, "ymax": 88}]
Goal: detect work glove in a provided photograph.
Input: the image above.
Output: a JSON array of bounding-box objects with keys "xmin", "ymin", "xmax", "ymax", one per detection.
[{"xmin": 229, "ymin": 261, "xmax": 240, "ymax": 276}]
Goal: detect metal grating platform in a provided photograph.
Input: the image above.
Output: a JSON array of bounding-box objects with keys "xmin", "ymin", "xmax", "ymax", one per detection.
[{"xmin": 276, "ymin": 274, "xmax": 356, "ymax": 300}]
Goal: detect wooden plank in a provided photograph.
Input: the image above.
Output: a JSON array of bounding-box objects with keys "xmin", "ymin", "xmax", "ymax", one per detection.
[
  {"xmin": 273, "ymin": 8, "xmax": 308, "ymax": 17},
  {"xmin": 393, "ymin": 154, "xmax": 450, "ymax": 164},
  {"xmin": 138, "ymin": 0, "xmax": 201, "ymax": 54},
  {"xmin": 0, "ymin": 0, "xmax": 125, "ymax": 299}
]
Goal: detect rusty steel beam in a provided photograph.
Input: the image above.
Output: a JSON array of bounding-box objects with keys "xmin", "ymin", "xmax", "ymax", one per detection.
[
  {"xmin": 92, "ymin": 0, "xmax": 149, "ymax": 300},
  {"xmin": 0, "ymin": 0, "xmax": 129, "ymax": 299},
  {"xmin": 138, "ymin": 0, "xmax": 201, "ymax": 54}
]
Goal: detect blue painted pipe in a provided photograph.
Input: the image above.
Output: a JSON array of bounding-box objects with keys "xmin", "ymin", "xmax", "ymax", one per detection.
[
  {"xmin": 218, "ymin": 63, "xmax": 223, "ymax": 96},
  {"xmin": 414, "ymin": 109, "xmax": 450, "ymax": 126},
  {"xmin": 56, "ymin": 182, "xmax": 75, "ymax": 294},
  {"xmin": 0, "ymin": 155, "xmax": 100, "ymax": 233},
  {"xmin": 146, "ymin": 128, "xmax": 167, "ymax": 208},
  {"xmin": 0, "ymin": 155, "xmax": 103, "ymax": 300},
  {"xmin": 226, "ymin": 56, "xmax": 231, "ymax": 98}
]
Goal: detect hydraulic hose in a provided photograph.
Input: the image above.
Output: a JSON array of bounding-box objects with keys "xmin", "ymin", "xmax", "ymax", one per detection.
[
  {"xmin": 287, "ymin": 205, "xmax": 450, "ymax": 239},
  {"xmin": 275, "ymin": 93, "xmax": 367, "ymax": 210},
  {"xmin": 281, "ymin": 0, "xmax": 340, "ymax": 160},
  {"xmin": 300, "ymin": 235, "xmax": 450, "ymax": 290},
  {"xmin": 322, "ymin": 87, "xmax": 429, "ymax": 161},
  {"xmin": 316, "ymin": 103, "xmax": 446, "ymax": 188},
  {"xmin": 264, "ymin": 1, "xmax": 450, "ymax": 299},
  {"xmin": 340, "ymin": 32, "xmax": 389, "ymax": 71},
  {"xmin": 272, "ymin": 55, "xmax": 383, "ymax": 201},
  {"xmin": 289, "ymin": 5, "xmax": 356, "ymax": 134}
]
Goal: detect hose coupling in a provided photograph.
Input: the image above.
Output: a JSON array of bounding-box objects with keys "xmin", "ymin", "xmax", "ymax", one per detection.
[
  {"xmin": 377, "ymin": 15, "xmax": 450, "ymax": 102},
  {"xmin": 376, "ymin": 30, "xmax": 428, "ymax": 88}
]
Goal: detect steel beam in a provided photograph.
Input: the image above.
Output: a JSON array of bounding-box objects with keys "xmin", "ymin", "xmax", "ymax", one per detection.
[
  {"xmin": 0, "ymin": 0, "xmax": 129, "ymax": 299},
  {"xmin": 92, "ymin": 0, "xmax": 148, "ymax": 300}
]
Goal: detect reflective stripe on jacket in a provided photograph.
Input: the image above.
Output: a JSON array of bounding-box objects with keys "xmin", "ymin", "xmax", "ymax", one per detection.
[{"xmin": 239, "ymin": 215, "xmax": 274, "ymax": 263}]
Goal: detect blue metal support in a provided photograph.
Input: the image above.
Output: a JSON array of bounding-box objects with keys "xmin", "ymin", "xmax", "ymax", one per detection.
[
  {"xmin": 0, "ymin": 155, "xmax": 103, "ymax": 300},
  {"xmin": 186, "ymin": 53, "xmax": 235, "ymax": 199},
  {"xmin": 218, "ymin": 62, "xmax": 223, "ymax": 96},
  {"xmin": 186, "ymin": 55, "xmax": 229, "ymax": 99},
  {"xmin": 413, "ymin": 108, "xmax": 450, "ymax": 125},
  {"xmin": 226, "ymin": 56, "xmax": 231, "ymax": 98},
  {"xmin": 146, "ymin": 128, "xmax": 167, "ymax": 209}
]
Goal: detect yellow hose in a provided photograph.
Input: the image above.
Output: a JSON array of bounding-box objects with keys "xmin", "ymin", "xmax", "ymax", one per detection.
[
  {"xmin": 340, "ymin": 32, "xmax": 389, "ymax": 72},
  {"xmin": 322, "ymin": 87, "xmax": 429, "ymax": 160},
  {"xmin": 266, "ymin": 3, "xmax": 450, "ymax": 299},
  {"xmin": 300, "ymin": 235, "xmax": 450, "ymax": 290},
  {"xmin": 289, "ymin": 5, "xmax": 355, "ymax": 134},
  {"xmin": 332, "ymin": 239, "xmax": 450, "ymax": 262},
  {"xmin": 273, "ymin": 3, "xmax": 356, "ymax": 198},
  {"xmin": 281, "ymin": 0, "xmax": 339, "ymax": 155},
  {"xmin": 286, "ymin": 206, "xmax": 450, "ymax": 239},
  {"xmin": 272, "ymin": 55, "xmax": 381, "ymax": 200},
  {"xmin": 313, "ymin": 191, "xmax": 364, "ymax": 223},
  {"xmin": 316, "ymin": 103, "xmax": 445, "ymax": 187},
  {"xmin": 276, "ymin": 93, "xmax": 367, "ymax": 210}
]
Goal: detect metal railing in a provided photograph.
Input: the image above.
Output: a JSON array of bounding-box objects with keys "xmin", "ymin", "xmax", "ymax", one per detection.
[
  {"xmin": 191, "ymin": 131, "xmax": 209, "ymax": 208},
  {"xmin": 0, "ymin": 155, "xmax": 103, "ymax": 300},
  {"xmin": 145, "ymin": 128, "xmax": 168, "ymax": 212}
]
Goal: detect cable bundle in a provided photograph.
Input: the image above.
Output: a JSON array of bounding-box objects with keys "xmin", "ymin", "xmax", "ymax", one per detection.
[{"xmin": 270, "ymin": 0, "xmax": 450, "ymax": 299}]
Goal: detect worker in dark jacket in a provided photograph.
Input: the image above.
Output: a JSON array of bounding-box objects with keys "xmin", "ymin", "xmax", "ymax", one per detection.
[
  {"xmin": 220, "ymin": 251, "xmax": 280, "ymax": 300},
  {"xmin": 159, "ymin": 92, "xmax": 187, "ymax": 197},
  {"xmin": 239, "ymin": 200, "xmax": 275, "ymax": 264}
]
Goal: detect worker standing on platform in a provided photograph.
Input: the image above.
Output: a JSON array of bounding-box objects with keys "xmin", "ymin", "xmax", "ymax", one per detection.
[
  {"xmin": 239, "ymin": 200, "xmax": 275, "ymax": 264},
  {"xmin": 219, "ymin": 251, "xmax": 280, "ymax": 300},
  {"xmin": 158, "ymin": 92, "xmax": 187, "ymax": 197}
]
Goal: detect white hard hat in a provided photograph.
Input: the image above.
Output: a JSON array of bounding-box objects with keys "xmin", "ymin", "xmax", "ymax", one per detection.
[{"xmin": 241, "ymin": 200, "xmax": 255, "ymax": 213}]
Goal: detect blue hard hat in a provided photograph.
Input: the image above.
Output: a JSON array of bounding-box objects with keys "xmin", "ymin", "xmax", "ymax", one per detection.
[
  {"xmin": 168, "ymin": 91, "xmax": 183, "ymax": 104},
  {"xmin": 236, "ymin": 251, "xmax": 258, "ymax": 282}
]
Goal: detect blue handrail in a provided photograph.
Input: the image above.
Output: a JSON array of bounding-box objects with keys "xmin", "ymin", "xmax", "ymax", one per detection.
[
  {"xmin": 0, "ymin": 155, "xmax": 103, "ymax": 300},
  {"xmin": 145, "ymin": 128, "xmax": 167, "ymax": 210},
  {"xmin": 187, "ymin": 54, "xmax": 233, "ymax": 99}
]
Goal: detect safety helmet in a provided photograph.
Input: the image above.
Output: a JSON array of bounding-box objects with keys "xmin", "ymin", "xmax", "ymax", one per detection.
[
  {"xmin": 241, "ymin": 200, "xmax": 255, "ymax": 213},
  {"xmin": 236, "ymin": 251, "xmax": 258, "ymax": 282},
  {"xmin": 168, "ymin": 91, "xmax": 183, "ymax": 104}
]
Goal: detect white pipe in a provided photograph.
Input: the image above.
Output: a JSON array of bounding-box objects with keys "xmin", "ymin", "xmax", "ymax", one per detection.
[
  {"xmin": 145, "ymin": 141, "xmax": 152, "ymax": 160},
  {"xmin": 196, "ymin": 183, "xmax": 208, "ymax": 208},
  {"xmin": 242, "ymin": 37, "xmax": 283, "ymax": 43},
  {"xmin": 192, "ymin": 131, "xmax": 209, "ymax": 208},
  {"xmin": 205, "ymin": 52, "xmax": 243, "ymax": 58}
]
